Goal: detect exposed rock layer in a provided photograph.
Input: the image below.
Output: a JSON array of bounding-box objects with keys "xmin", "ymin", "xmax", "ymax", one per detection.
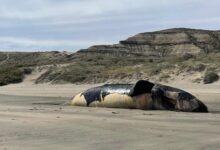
[{"xmin": 78, "ymin": 28, "xmax": 220, "ymax": 56}]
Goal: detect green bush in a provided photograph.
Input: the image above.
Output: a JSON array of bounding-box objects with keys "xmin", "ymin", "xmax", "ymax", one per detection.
[
  {"xmin": 23, "ymin": 68, "xmax": 33, "ymax": 75},
  {"xmin": 203, "ymin": 71, "xmax": 219, "ymax": 84},
  {"xmin": 0, "ymin": 67, "xmax": 24, "ymax": 86}
]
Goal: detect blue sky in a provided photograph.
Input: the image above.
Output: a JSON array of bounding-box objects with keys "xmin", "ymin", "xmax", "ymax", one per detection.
[{"xmin": 0, "ymin": 0, "xmax": 220, "ymax": 52}]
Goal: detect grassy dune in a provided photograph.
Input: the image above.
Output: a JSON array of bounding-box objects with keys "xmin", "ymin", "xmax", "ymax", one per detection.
[
  {"xmin": 0, "ymin": 51, "xmax": 219, "ymax": 85},
  {"xmin": 37, "ymin": 52, "xmax": 220, "ymax": 84}
]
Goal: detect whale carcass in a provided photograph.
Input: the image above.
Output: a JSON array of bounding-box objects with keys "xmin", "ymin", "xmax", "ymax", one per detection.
[{"xmin": 71, "ymin": 80, "xmax": 208, "ymax": 112}]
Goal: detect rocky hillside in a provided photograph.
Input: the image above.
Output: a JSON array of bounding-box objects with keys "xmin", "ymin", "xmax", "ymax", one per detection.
[
  {"xmin": 79, "ymin": 28, "xmax": 220, "ymax": 56},
  {"xmin": 0, "ymin": 28, "xmax": 220, "ymax": 85}
]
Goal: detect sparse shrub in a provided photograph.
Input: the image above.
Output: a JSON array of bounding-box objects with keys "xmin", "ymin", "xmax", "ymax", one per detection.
[
  {"xmin": 52, "ymin": 51, "xmax": 59, "ymax": 54},
  {"xmin": 149, "ymin": 68, "xmax": 161, "ymax": 75},
  {"xmin": 181, "ymin": 53, "xmax": 194, "ymax": 60},
  {"xmin": 0, "ymin": 67, "xmax": 24, "ymax": 86},
  {"xmin": 187, "ymin": 64, "xmax": 206, "ymax": 72},
  {"xmin": 203, "ymin": 71, "xmax": 219, "ymax": 84},
  {"xmin": 23, "ymin": 68, "xmax": 33, "ymax": 75},
  {"xmin": 35, "ymin": 69, "xmax": 53, "ymax": 83},
  {"xmin": 149, "ymin": 59, "xmax": 153, "ymax": 63},
  {"xmin": 194, "ymin": 64, "xmax": 206, "ymax": 72},
  {"xmin": 192, "ymin": 78, "xmax": 202, "ymax": 83},
  {"xmin": 159, "ymin": 74, "xmax": 170, "ymax": 82},
  {"xmin": 160, "ymin": 74, "xmax": 170, "ymax": 79}
]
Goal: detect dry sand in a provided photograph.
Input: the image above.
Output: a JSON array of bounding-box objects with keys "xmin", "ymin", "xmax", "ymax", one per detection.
[{"xmin": 0, "ymin": 76, "xmax": 220, "ymax": 149}]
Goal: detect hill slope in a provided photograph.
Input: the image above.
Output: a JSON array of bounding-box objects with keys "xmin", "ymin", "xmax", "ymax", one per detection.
[
  {"xmin": 0, "ymin": 28, "xmax": 220, "ymax": 85},
  {"xmin": 79, "ymin": 28, "xmax": 220, "ymax": 56}
]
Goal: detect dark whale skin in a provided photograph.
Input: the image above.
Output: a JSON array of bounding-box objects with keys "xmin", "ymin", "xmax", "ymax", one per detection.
[{"xmin": 71, "ymin": 80, "xmax": 208, "ymax": 113}]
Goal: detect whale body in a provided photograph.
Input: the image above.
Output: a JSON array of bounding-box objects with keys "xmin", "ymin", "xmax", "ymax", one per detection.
[{"xmin": 71, "ymin": 80, "xmax": 208, "ymax": 112}]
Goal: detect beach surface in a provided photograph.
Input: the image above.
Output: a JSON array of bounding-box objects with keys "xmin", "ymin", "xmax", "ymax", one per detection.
[{"xmin": 0, "ymin": 81, "xmax": 220, "ymax": 150}]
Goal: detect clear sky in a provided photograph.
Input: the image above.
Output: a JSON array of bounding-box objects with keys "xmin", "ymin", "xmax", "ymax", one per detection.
[{"xmin": 0, "ymin": 0, "xmax": 220, "ymax": 52}]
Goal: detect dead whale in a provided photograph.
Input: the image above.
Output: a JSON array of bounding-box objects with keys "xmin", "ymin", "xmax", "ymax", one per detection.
[{"xmin": 71, "ymin": 80, "xmax": 208, "ymax": 112}]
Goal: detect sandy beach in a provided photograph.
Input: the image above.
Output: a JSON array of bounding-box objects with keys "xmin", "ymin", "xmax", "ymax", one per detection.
[{"xmin": 0, "ymin": 80, "xmax": 220, "ymax": 150}]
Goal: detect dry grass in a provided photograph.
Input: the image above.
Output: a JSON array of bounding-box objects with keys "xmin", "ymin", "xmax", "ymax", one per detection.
[{"xmin": 0, "ymin": 51, "xmax": 220, "ymax": 85}]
